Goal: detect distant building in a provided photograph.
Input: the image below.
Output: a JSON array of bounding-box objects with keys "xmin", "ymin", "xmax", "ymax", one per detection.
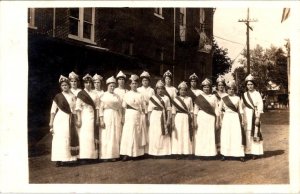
[{"xmin": 28, "ymin": 8, "xmax": 215, "ymax": 143}]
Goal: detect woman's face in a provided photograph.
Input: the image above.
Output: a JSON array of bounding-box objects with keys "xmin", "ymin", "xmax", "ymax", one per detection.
[
  {"xmin": 84, "ymin": 80, "xmax": 92, "ymax": 90},
  {"xmin": 118, "ymin": 77, "xmax": 125, "ymax": 87},
  {"xmin": 203, "ymin": 85, "xmax": 210, "ymax": 94},
  {"xmin": 60, "ymin": 82, "xmax": 70, "ymax": 92},
  {"xmin": 227, "ymin": 87, "xmax": 235, "ymax": 96},
  {"xmin": 93, "ymin": 80, "xmax": 101, "ymax": 90},
  {"xmin": 165, "ymin": 77, "xmax": 171, "ymax": 86},
  {"xmin": 246, "ymin": 81, "xmax": 254, "ymax": 91},
  {"xmin": 217, "ymin": 82, "xmax": 225, "ymax": 92},
  {"xmin": 70, "ymin": 78, "xmax": 77, "ymax": 89},
  {"xmin": 107, "ymin": 83, "xmax": 116, "ymax": 93},
  {"xmin": 190, "ymin": 80, "xmax": 197, "ymax": 88},
  {"xmin": 130, "ymin": 80, "xmax": 138, "ymax": 91},
  {"xmin": 156, "ymin": 87, "xmax": 163, "ymax": 95},
  {"xmin": 179, "ymin": 87, "xmax": 187, "ymax": 96},
  {"xmin": 142, "ymin": 78, "xmax": 149, "ymax": 87}
]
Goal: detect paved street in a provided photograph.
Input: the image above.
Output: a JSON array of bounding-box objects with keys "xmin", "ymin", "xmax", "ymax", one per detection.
[{"xmin": 29, "ymin": 109, "xmax": 289, "ymax": 184}]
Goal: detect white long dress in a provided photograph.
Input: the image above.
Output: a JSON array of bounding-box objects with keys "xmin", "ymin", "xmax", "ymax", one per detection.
[
  {"xmin": 99, "ymin": 91, "xmax": 122, "ymax": 159},
  {"xmin": 120, "ymin": 90, "xmax": 146, "ymax": 157},
  {"xmin": 76, "ymin": 89, "xmax": 100, "ymax": 159},
  {"xmin": 243, "ymin": 90, "xmax": 264, "ymax": 155},
  {"xmin": 148, "ymin": 95, "xmax": 172, "ymax": 156},
  {"xmin": 220, "ymin": 96, "xmax": 245, "ymax": 157},
  {"xmin": 165, "ymin": 86, "xmax": 177, "ymax": 100},
  {"xmin": 137, "ymin": 86, "xmax": 155, "ymax": 154},
  {"xmin": 50, "ymin": 92, "xmax": 77, "ymax": 161},
  {"xmin": 71, "ymin": 88, "xmax": 82, "ymax": 97},
  {"xmin": 171, "ymin": 96, "xmax": 193, "ymax": 155},
  {"xmin": 191, "ymin": 88, "xmax": 203, "ymax": 96},
  {"xmin": 94, "ymin": 89, "xmax": 104, "ymax": 99},
  {"xmin": 194, "ymin": 93, "xmax": 218, "ymax": 156},
  {"xmin": 215, "ymin": 91, "xmax": 228, "ymax": 148},
  {"xmin": 114, "ymin": 87, "xmax": 127, "ymax": 100}
]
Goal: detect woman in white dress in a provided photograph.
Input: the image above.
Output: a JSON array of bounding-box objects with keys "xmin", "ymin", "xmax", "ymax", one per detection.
[
  {"xmin": 219, "ymin": 80, "xmax": 245, "ymax": 162},
  {"xmin": 99, "ymin": 76, "xmax": 122, "ymax": 162},
  {"xmin": 148, "ymin": 80, "xmax": 172, "ymax": 158},
  {"xmin": 163, "ymin": 70, "xmax": 177, "ymax": 100},
  {"xmin": 76, "ymin": 74, "xmax": 100, "ymax": 163},
  {"xmin": 242, "ymin": 74, "xmax": 264, "ymax": 160},
  {"xmin": 189, "ymin": 73, "xmax": 203, "ymax": 97},
  {"xmin": 194, "ymin": 78, "xmax": 219, "ymax": 159},
  {"xmin": 69, "ymin": 71, "xmax": 81, "ymax": 97},
  {"xmin": 49, "ymin": 75, "xmax": 78, "ymax": 167},
  {"xmin": 93, "ymin": 73, "xmax": 104, "ymax": 98},
  {"xmin": 171, "ymin": 81, "xmax": 194, "ymax": 160},
  {"xmin": 214, "ymin": 75, "xmax": 228, "ymax": 153},
  {"xmin": 137, "ymin": 71, "xmax": 155, "ymax": 155},
  {"xmin": 120, "ymin": 74, "xmax": 146, "ymax": 161},
  {"xmin": 114, "ymin": 70, "xmax": 128, "ymax": 127}
]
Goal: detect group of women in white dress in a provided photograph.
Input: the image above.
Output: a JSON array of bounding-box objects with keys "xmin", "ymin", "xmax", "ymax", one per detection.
[{"xmin": 49, "ymin": 69, "xmax": 264, "ymax": 167}]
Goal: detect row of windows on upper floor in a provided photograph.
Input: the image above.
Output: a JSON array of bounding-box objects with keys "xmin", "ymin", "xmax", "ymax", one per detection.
[{"xmin": 28, "ymin": 8, "xmax": 206, "ymax": 45}]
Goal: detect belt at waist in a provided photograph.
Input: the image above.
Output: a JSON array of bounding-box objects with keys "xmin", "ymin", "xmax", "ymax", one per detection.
[
  {"xmin": 153, "ymin": 107, "xmax": 163, "ymax": 111},
  {"xmin": 126, "ymin": 105, "xmax": 138, "ymax": 111}
]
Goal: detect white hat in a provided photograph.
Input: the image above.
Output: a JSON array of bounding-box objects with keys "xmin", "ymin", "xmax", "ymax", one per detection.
[
  {"xmin": 106, "ymin": 76, "xmax": 116, "ymax": 84},
  {"xmin": 245, "ymin": 74, "xmax": 254, "ymax": 82},
  {"xmin": 140, "ymin": 71, "xmax": 150, "ymax": 79},
  {"xmin": 59, "ymin": 75, "xmax": 69, "ymax": 83},
  {"xmin": 226, "ymin": 80, "xmax": 236, "ymax": 88},
  {"xmin": 201, "ymin": 78, "xmax": 212, "ymax": 86},
  {"xmin": 92, "ymin": 73, "xmax": 103, "ymax": 81},
  {"xmin": 163, "ymin": 70, "xmax": 172, "ymax": 78},
  {"xmin": 178, "ymin": 81, "xmax": 188, "ymax": 89},
  {"xmin": 155, "ymin": 80, "xmax": 164, "ymax": 88},
  {"xmin": 68, "ymin": 71, "xmax": 79, "ymax": 80},
  {"xmin": 116, "ymin": 71, "xmax": 126, "ymax": 79},
  {"xmin": 82, "ymin": 74, "xmax": 93, "ymax": 81},
  {"xmin": 189, "ymin": 73, "xmax": 198, "ymax": 80},
  {"xmin": 216, "ymin": 75, "xmax": 225, "ymax": 83},
  {"xmin": 129, "ymin": 74, "xmax": 139, "ymax": 81}
]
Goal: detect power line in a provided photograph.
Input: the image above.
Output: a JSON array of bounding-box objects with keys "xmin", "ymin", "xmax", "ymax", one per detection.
[{"xmin": 214, "ymin": 35, "xmax": 244, "ymax": 45}]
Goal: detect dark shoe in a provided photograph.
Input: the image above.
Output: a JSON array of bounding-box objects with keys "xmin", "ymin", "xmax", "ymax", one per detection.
[
  {"xmin": 110, "ymin": 158, "xmax": 117, "ymax": 162},
  {"xmin": 55, "ymin": 161, "xmax": 62, "ymax": 167},
  {"xmin": 122, "ymin": 156, "xmax": 128, "ymax": 162},
  {"xmin": 240, "ymin": 157, "xmax": 245, "ymax": 162},
  {"xmin": 252, "ymin": 155, "xmax": 258, "ymax": 160},
  {"xmin": 221, "ymin": 156, "xmax": 226, "ymax": 161}
]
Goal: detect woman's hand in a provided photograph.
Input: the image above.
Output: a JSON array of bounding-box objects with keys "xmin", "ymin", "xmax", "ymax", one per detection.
[
  {"xmin": 255, "ymin": 117, "xmax": 260, "ymax": 126},
  {"xmin": 100, "ymin": 120, "xmax": 105, "ymax": 129},
  {"xmin": 76, "ymin": 120, "xmax": 82, "ymax": 128}
]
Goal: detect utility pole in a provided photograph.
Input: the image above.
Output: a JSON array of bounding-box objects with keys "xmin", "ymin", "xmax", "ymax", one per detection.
[{"xmin": 238, "ymin": 8, "xmax": 257, "ymax": 74}]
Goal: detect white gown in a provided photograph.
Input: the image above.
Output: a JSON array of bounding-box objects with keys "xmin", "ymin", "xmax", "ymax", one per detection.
[
  {"xmin": 50, "ymin": 92, "xmax": 77, "ymax": 161},
  {"xmin": 120, "ymin": 90, "xmax": 146, "ymax": 157},
  {"xmin": 165, "ymin": 86, "xmax": 177, "ymax": 100},
  {"xmin": 220, "ymin": 96, "xmax": 245, "ymax": 157},
  {"xmin": 94, "ymin": 89, "xmax": 104, "ymax": 99},
  {"xmin": 171, "ymin": 96, "xmax": 193, "ymax": 155},
  {"xmin": 76, "ymin": 89, "xmax": 100, "ymax": 159},
  {"xmin": 194, "ymin": 93, "xmax": 218, "ymax": 156},
  {"xmin": 137, "ymin": 86, "xmax": 155, "ymax": 154},
  {"xmin": 191, "ymin": 88, "xmax": 203, "ymax": 96},
  {"xmin": 148, "ymin": 95, "xmax": 172, "ymax": 156},
  {"xmin": 243, "ymin": 90, "xmax": 264, "ymax": 155},
  {"xmin": 114, "ymin": 87, "xmax": 127, "ymax": 100},
  {"xmin": 71, "ymin": 88, "xmax": 81, "ymax": 97},
  {"xmin": 99, "ymin": 91, "xmax": 122, "ymax": 159}
]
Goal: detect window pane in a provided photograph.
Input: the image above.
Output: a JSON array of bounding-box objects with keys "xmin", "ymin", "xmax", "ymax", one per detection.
[
  {"xmin": 84, "ymin": 8, "xmax": 92, "ymax": 22},
  {"xmin": 83, "ymin": 22, "xmax": 91, "ymax": 39},
  {"xmin": 179, "ymin": 13, "xmax": 184, "ymax": 26},
  {"xmin": 70, "ymin": 8, "xmax": 79, "ymax": 18},
  {"xmin": 69, "ymin": 18, "xmax": 79, "ymax": 36}
]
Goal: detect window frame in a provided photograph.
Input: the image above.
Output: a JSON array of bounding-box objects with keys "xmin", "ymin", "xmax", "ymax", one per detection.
[
  {"xmin": 154, "ymin": 8, "xmax": 164, "ymax": 19},
  {"xmin": 68, "ymin": 8, "xmax": 96, "ymax": 45},
  {"xmin": 179, "ymin": 8, "xmax": 186, "ymax": 41},
  {"xmin": 28, "ymin": 8, "xmax": 37, "ymax": 29}
]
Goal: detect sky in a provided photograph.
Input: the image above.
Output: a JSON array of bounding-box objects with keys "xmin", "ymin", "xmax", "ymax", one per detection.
[{"xmin": 213, "ymin": 7, "xmax": 292, "ymax": 75}]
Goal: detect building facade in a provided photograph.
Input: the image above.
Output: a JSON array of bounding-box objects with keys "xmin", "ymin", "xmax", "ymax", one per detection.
[{"xmin": 28, "ymin": 8, "xmax": 215, "ymax": 144}]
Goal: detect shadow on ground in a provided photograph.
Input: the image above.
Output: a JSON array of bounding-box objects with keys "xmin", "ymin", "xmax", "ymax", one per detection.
[{"xmin": 262, "ymin": 150, "xmax": 285, "ymax": 158}]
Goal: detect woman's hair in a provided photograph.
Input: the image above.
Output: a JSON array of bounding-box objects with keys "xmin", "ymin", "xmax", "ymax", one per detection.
[
  {"xmin": 245, "ymin": 80, "xmax": 256, "ymax": 87},
  {"xmin": 59, "ymin": 80, "xmax": 70, "ymax": 87},
  {"xmin": 201, "ymin": 84, "xmax": 212, "ymax": 90}
]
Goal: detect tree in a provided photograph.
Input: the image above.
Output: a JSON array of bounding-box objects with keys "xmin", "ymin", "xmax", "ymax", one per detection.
[{"xmin": 212, "ymin": 39, "xmax": 232, "ymax": 80}]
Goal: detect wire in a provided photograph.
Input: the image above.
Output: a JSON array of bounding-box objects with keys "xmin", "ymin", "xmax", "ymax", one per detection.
[{"xmin": 214, "ymin": 35, "xmax": 244, "ymax": 45}]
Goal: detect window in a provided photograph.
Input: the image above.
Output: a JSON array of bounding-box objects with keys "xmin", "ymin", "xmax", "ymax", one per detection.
[
  {"xmin": 68, "ymin": 8, "xmax": 95, "ymax": 44},
  {"xmin": 179, "ymin": 8, "xmax": 186, "ymax": 41},
  {"xmin": 28, "ymin": 8, "xmax": 37, "ymax": 29},
  {"xmin": 154, "ymin": 8, "xmax": 164, "ymax": 19}
]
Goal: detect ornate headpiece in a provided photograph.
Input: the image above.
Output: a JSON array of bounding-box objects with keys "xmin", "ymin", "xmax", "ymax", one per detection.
[
  {"xmin": 68, "ymin": 71, "xmax": 79, "ymax": 80},
  {"xmin": 155, "ymin": 80, "xmax": 164, "ymax": 88},
  {"xmin": 226, "ymin": 80, "xmax": 236, "ymax": 88},
  {"xmin": 106, "ymin": 76, "xmax": 116, "ymax": 84},
  {"xmin": 163, "ymin": 70, "xmax": 172, "ymax": 78},
  {"xmin": 116, "ymin": 71, "xmax": 126, "ymax": 79},
  {"xmin": 245, "ymin": 74, "xmax": 254, "ymax": 82},
  {"xmin": 59, "ymin": 75, "xmax": 69, "ymax": 83},
  {"xmin": 82, "ymin": 74, "xmax": 93, "ymax": 81},
  {"xmin": 178, "ymin": 81, "xmax": 188, "ymax": 89},
  {"xmin": 129, "ymin": 74, "xmax": 139, "ymax": 81},
  {"xmin": 140, "ymin": 71, "xmax": 150, "ymax": 79},
  {"xmin": 201, "ymin": 78, "xmax": 212, "ymax": 86},
  {"xmin": 189, "ymin": 73, "xmax": 198, "ymax": 80},
  {"xmin": 92, "ymin": 73, "xmax": 103, "ymax": 81},
  {"xmin": 216, "ymin": 75, "xmax": 225, "ymax": 83}
]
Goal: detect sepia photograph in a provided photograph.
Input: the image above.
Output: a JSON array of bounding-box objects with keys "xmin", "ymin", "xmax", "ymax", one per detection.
[{"xmin": 0, "ymin": 1, "xmax": 300, "ymax": 193}]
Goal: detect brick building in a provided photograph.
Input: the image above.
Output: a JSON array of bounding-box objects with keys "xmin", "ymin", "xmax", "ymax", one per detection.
[{"xmin": 28, "ymin": 8, "xmax": 215, "ymax": 144}]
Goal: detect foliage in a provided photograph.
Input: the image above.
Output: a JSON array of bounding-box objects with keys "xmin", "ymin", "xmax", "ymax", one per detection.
[{"xmin": 212, "ymin": 39, "xmax": 232, "ymax": 80}]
